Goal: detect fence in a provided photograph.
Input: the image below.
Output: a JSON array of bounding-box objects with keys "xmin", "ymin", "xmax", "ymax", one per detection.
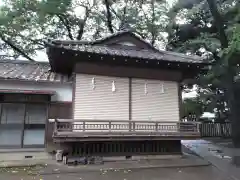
[{"xmin": 200, "ymin": 122, "xmax": 231, "ymax": 137}]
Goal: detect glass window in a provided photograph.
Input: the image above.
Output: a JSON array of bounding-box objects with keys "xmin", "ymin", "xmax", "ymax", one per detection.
[
  {"xmin": 23, "ymin": 129, "xmax": 45, "ymax": 145},
  {"xmin": 0, "ymin": 103, "xmax": 25, "ymax": 147},
  {"xmin": 0, "ymin": 129, "xmax": 22, "ymax": 146},
  {"xmin": 0, "ymin": 102, "xmax": 47, "ymax": 148},
  {"xmin": 23, "ymin": 104, "xmax": 47, "ymax": 147},
  {"xmin": 1, "ymin": 103, "xmax": 25, "ymax": 124},
  {"xmin": 25, "ymin": 104, "xmax": 46, "ymax": 124}
]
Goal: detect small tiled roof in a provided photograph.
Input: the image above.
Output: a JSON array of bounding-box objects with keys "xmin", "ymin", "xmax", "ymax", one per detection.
[
  {"xmin": 48, "ymin": 30, "xmax": 204, "ymax": 64},
  {"xmin": 0, "ymin": 60, "xmax": 70, "ymax": 83}
]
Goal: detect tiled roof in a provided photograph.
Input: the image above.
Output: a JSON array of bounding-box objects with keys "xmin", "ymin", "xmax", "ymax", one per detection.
[
  {"xmin": 0, "ymin": 60, "xmax": 70, "ymax": 83},
  {"xmin": 48, "ymin": 30, "xmax": 204, "ymax": 64},
  {"xmin": 53, "ymin": 44, "xmax": 204, "ymax": 64}
]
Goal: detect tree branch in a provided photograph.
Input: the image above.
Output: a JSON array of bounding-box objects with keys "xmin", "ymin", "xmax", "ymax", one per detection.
[
  {"xmin": 206, "ymin": 0, "xmax": 228, "ymax": 48},
  {"xmin": 151, "ymin": 0, "xmax": 156, "ymax": 46},
  {"xmin": 0, "ymin": 34, "xmax": 35, "ymax": 62},
  {"xmin": 1, "ymin": 30, "xmax": 45, "ymax": 47},
  {"xmin": 76, "ymin": 7, "xmax": 90, "ymax": 40},
  {"xmin": 91, "ymin": 10, "xmax": 118, "ymax": 31},
  {"xmin": 17, "ymin": 34, "xmax": 45, "ymax": 46},
  {"xmin": 56, "ymin": 14, "xmax": 74, "ymax": 40},
  {"xmin": 109, "ymin": 6, "xmax": 122, "ymax": 22},
  {"xmin": 104, "ymin": 0, "xmax": 114, "ymax": 33},
  {"xmin": 119, "ymin": 0, "xmax": 128, "ymax": 30}
]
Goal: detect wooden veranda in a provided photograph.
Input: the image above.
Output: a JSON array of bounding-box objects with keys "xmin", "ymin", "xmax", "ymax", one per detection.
[{"xmin": 53, "ymin": 119, "xmax": 201, "ymax": 142}]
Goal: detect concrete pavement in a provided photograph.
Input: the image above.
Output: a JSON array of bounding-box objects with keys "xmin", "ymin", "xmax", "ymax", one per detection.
[
  {"xmin": 0, "ymin": 140, "xmax": 237, "ymax": 180},
  {"xmin": 0, "ymin": 153, "xmax": 213, "ymax": 180},
  {"xmin": 182, "ymin": 139, "xmax": 240, "ymax": 180}
]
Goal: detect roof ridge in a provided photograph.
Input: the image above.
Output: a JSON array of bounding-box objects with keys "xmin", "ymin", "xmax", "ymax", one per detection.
[
  {"xmin": 0, "ymin": 59, "xmax": 50, "ymax": 65},
  {"xmin": 48, "ymin": 30, "xmax": 143, "ymax": 46}
]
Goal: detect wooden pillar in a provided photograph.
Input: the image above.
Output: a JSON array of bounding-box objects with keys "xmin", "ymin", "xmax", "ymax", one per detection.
[
  {"xmin": 178, "ymin": 83, "xmax": 183, "ymax": 121},
  {"xmin": 129, "ymin": 77, "xmax": 132, "ymax": 121}
]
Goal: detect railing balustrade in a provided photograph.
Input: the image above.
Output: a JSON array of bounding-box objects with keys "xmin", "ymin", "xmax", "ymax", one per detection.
[{"xmin": 52, "ymin": 119, "xmax": 200, "ymax": 137}]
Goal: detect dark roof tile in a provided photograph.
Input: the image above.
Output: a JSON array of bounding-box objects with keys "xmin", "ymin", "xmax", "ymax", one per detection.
[
  {"xmin": 57, "ymin": 44, "xmax": 204, "ymax": 64},
  {"xmin": 46, "ymin": 30, "xmax": 206, "ymax": 65},
  {"xmin": 0, "ymin": 60, "xmax": 71, "ymax": 83}
]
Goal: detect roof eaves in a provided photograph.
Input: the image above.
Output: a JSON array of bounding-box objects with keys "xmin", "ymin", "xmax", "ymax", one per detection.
[{"xmin": 57, "ymin": 44, "xmax": 205, "ymax": 64}]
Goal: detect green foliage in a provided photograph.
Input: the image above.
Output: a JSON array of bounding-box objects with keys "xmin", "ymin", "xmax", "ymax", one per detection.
[
  {"xmin": 167, "ymin": 0, "xmax": 239, "ymax": 122},
  {"xmin": 0, "ymin": 0, "xmax": 169, "ymax": 60},
  {"xmin": 182, "ymin": 97, "xmax": 205, "ymax": 121},
  {"xmin": 0, "ymin": 0, "xmax": 72, "ymax": 59},
  {"xmin": 224, "ymin": 25, "xmax": 240, "ymax": 56}
]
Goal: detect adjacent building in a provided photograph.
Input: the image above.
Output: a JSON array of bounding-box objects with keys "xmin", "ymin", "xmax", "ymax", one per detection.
[{"xmin": 0, "ymin": 60, "xmax": 72, "ymax": 155}]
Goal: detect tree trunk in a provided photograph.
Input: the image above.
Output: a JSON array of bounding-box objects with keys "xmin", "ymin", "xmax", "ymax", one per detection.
[
  {"xmin": 206, "ymin": 0, "xmax": 239, "ymax": 147},
  {"xmin": 232, "ymin": 85, "xmax": 240, "ymax": 146},
  {"xmin": 104, "ymin": 0, "xmax": 114, "ymax": 34}
]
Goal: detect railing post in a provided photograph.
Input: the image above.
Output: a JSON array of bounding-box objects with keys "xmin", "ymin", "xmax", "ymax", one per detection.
[
  {"xmin": 70, "ymin": 121, "xmax": 73, "ymax": 131},
  {"xmin": 155, "ymin": 122, "xmax": 158, "ymax": 132},
  {"xmin": 83, "ymin": 121, "xmax": 85, "ymax": 132},
  {"xmin": 177, "ymin": 122, "xmax": 179, "ymax": 132},
  {"xmin": 129, "ymin": 121, "xmax": 132, "ymax": 132},
  {"xmin": 132, "ymin": 121, "xmax": 135, "ymax": 132},
  {"xmin": 109, "ymin": 121, "xmax": 112, "ymax": 131},
  {"xmin": 197, "ymin": 122, "xmax": 201, "ymax": 133},
  {"xmin": 54, "ymin": 119, "xmax": 58, "ymax": 135}
]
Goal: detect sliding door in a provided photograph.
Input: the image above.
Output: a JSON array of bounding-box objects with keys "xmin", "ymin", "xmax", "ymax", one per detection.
[{"xmin": 0, "ymin": 103, "xmax": 25, "ymax": 148}]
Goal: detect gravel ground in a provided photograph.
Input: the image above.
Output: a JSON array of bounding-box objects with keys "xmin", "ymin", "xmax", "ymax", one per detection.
[{"xmin": 0, "ymin": 166, "xmax": 234, "ymax": 180}]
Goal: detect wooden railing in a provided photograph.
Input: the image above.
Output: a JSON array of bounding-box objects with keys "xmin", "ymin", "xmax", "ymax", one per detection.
[
  {"xmin": 52, "ymin": 119, "xmax": 201, "ymax": 138},
  {"xmin": 200, "ymin": 122, "xmax": 231, "ymax": 137}
]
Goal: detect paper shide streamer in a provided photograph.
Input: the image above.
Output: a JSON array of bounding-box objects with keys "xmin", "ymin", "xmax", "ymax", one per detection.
[
  {"xmin": 92, "ymin": 77, "xmax": 95, "ymax": 90},
  {"xmin": 112, "ymin": 80, "xmax": 116, "ymax": 92},
  {"xmin": 161, "ymin": 83, "xmax": 165, "ymax": 93},
  {"xmin": 144, "ymin": 83, "xmax": 148, "ymax": 94}
]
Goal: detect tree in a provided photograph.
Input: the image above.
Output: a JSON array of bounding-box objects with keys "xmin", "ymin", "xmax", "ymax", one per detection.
[
  {"xmin": 182, "ymin": 97, "xmax": 205, "ymax": 122},
  {"xmin": 167, "ymin": 0, "xmax": 240, "ymax": 145},
  {"xmin": 0, "ymin": 0, "xmax": 169, "ymax": 61}
]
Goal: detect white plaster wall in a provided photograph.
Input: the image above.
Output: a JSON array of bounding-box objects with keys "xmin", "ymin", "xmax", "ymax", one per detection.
[{"xmin": 0, "ymin": 80, "xmax": 72, "ymax": 102}]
